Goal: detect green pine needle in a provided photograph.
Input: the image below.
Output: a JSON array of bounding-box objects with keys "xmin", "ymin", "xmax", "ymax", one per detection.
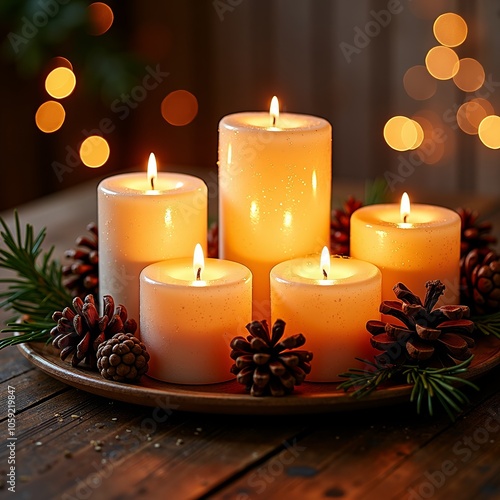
[
  {"xmin": 339, "ymin": 356, "xmax": 479, "ymax": 421},
  {"xmin": 473, "ymin": 311, "xmax": 500, "ymax": 339},
  {"xmin": 0, "ymin": 211, "xmax": 72, "ymax": 348}
]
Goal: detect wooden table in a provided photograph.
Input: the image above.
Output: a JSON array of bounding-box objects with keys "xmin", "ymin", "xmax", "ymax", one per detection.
[{"xmin": 1, "ymin": 174, "xmax": 500, "ymax": 499}]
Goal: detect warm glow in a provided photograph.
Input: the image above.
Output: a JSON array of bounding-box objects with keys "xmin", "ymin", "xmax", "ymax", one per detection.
[
  {"xmin": 45, "ymin": 67, "xmax": 76, "ymax": 99},
  {"xmin": 433, "ymin": 13, "xmax": 468, "ymax": 47},
  {"xmin": 193, "ymin": 243, "xmax": 205, "ymax": 280},
  {"xmin": 403, "ymin": 65, "xmax": 437, "ymax": 101},
  {"xmin": 384, "ymin": 116, "xmax": 421, "ymax": 151},
  {"xmin": 35, "ymin": 101, "xmax": 65, "ymax": 133},
  {"xmin": 453, "ymin": 58, "xmax": 485, "ymax": 92},
  {"xmin": 79, "ymin": 135, "xmax": 110, "ymax": 168},
  {"xmin": 88, "ymin": 2, "xmax": 114, "ymax": 36},
  {"xmin": 161, "ymin": 90, "xmax": 198, "ymax": 126},
  {"xmin": 425, "ymin": 46, "xmax": 459, "ymax": 80},
  {"xmin": 478, "ymin": 115, "xmax": 500, "ymax": 149},
  {"xmin": 270, "ymin": 96, "xmax": 280, "ymax": 126},
  {"xmin": 147, "ymin": 152, "xmax": 157, "ymax": 189},
  {"xmin": 400, "ymin": 192, "xmax": 411, "ymax": 222},
  {"xmin": 457, "ymin": 99, "xmax": 494, "ymax": 135},
  {"xmin": 320, "ymin": 246, "xmax": 330, "ymax": 279}
]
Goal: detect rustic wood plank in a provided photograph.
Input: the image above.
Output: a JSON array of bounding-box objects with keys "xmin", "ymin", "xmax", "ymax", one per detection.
[{"xmin": 0, "ymin": 344, "xmax": 33, "ymax": 381}]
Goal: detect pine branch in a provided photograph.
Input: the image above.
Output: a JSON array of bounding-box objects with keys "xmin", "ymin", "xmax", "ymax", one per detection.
[
  {"xmin": 339, "ymin": 357, "xmax": 479, "ymax": 421},
  {"xmin": 0, "ymin": 211, "xmax": 71, "ymax": 348}
]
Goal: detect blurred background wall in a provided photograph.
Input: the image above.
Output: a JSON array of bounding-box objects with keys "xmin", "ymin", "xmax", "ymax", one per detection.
[{"xmin": 1, "ymin": 0, "xmax": 499, "ymax": 212}]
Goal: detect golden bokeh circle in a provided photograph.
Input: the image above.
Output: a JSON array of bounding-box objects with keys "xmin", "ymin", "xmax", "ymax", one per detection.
[
  {"xmin": 433, "ymin": 13, "xmax": 468, "ymax": 47},
  {"xmin": 161, "ymin": 90, "xmax": 198, "ymax": 126},
  {"xmin": 80, "ymin": 136, "xmax": 110, "ymax": 167},
  {"xmin": 478, "ymin": 115, "xmax": 500, "ymax": 149},
  {"xmin": 45, "ymin": 67, "xmax": 76, "ymax": 99},
  {"xmin": 35, "ymin": 101, "xmax": 66, "ymax": 133}
]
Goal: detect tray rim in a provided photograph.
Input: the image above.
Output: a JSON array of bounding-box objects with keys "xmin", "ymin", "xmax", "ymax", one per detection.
[{"xmin": 17, "ymin": 334, "xmax": 500, "ymax": 415}]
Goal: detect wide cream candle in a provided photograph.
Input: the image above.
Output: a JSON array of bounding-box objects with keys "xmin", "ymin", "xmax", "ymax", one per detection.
[
  {"xmin": 98, "ymin": 154, "xmax": 207, "ymax": 323},
  {"xmin": 140, "ymin": 245, "xmax": 252, "ymax": 384},
  {"xmin": 270, "ymin": 248, "xmax": 381, "ymax": 382},
  {"xmin": 218, "ymin": 97, "xmax": 332, "ymax": 320},
  {"xmin": 350, "ymin": 193, "xmax": 461, "ymax": 304}
]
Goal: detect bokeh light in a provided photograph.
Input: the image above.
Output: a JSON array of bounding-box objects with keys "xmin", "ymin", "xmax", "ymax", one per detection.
[
  {"xmin": 384, "ymin": 116, "xmax": 423, "ymax": 151},
  {"xmin": 425, "ymin": 46, "xmax": 459, "ymax": 80},
  {"xmin": 80, "ymin": 136, "xmax": 110, "ymax": 167},
  {"xmin": 45, "ymin": 67, "xmax": 76, "ymax": 99},
  {"xmin": 457, "ymin": 99, "xmax": 494, "ymax": 135},
  {"xmin": 35, "ymin": 101, "xmax": 65, "ymax": 133},
  {"xmin": 453, "ymin": 58, "xmax": 485, "ymax": 92},
  {"xmin": 88, "ymin": 2, "xmax": 114, "ymax": 36},
  {"xmin": 412, "ymin": 112, "xmax": 447, "ymax": 164},
  {"xmin": 433, "ymin": 13, "xmax": 468, "ymax": 47},
  {"xmin": 403, "ymin": 65, "xmax": 437, "ymax": 100},
  {"xmin": 478, "ymin": 115, "xmax": 500, "ymax": 149},
  {"xmin": 161, "ymin": 90, "xmax": 198, "ymax": 126},
  {"xmin": 46, "ymin": 56, "xmax": 73, "ymax": 72}
]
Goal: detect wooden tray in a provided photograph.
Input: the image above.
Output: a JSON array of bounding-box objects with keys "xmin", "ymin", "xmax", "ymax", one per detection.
[{"xmin": 18, "ymin": 336, "xmax": 500, "ymax": 415}]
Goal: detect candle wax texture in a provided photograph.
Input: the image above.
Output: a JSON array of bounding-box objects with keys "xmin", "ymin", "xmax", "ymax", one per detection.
[
  {"xmin": 140, "ymin": 258, "xmax": 252, "ymax": 384},
  {"xmin": 271, "ymin": 256, "xmax": 381, "ymax": 382},
  {"xmin": 350, "ymin": 204, "xmax": 460, "ymax": 305},
  {"xmin": 218, "ymin": 112, "xmax": 332, "ymax": 320},
  {"xmin": 98, "ymin": 172, "xmax": 207, "ymax": 323}
]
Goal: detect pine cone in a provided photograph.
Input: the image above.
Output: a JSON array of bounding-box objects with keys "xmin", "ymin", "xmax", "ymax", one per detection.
[
  {"xmin": 207, "ymin": 221, "xmax": 219, "ymax": 258},
  {"xmin": 367, "ymin": 280, "xmax": 475, "ymax": 367},
  {"xmin": 50, "ymin": 295, "xmax": 137, "ymax": 369},
  {"xmin": 62, "ymin": 222, "xmax": 99, "ymax": 300},
  {"xmin": 461, "ymin": 249, "xmax": 500, "ymax": 315},
  {"xmin": 230, "ymin": 319, "xmax": 313, "ymax": 397},
  {"xmin": 457, "ymin": 208, "xmax": 497, "ymax": 258},
  {"xmin": 330, "ymin": 196, "xmax": 363, "ymax": 255},
  {"xmin": 96, "ymin": 333, "xmax": 150, "ymax": 383}
]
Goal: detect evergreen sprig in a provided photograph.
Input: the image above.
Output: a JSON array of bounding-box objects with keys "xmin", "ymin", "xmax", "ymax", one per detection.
[
  {"xmin": 0, "ymin": 212, "xmax": 71, "ymax": 347},
  {"xmin": 473, "ymin": 311, "xmax": 500, "ymax": 339},
  {"xmin": 339, "ymin": 357, "xmax": 479, "ymax": 421}
]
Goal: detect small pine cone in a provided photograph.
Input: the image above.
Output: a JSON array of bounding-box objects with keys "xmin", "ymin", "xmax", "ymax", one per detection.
[
  {"xmin": 62, "ymin": 222, "xmax": 99, "ymax": 300},
  {"xmin": 330, "ymin": 196, "xmax": 363, "ymax": 256},
  {"xmin": 96, "ymin": 333, "xmax": 150, "ymax": 383},
  {"xmin": 230, "ymin": 319, "xmax": 313, "ymax": 397},
  {"xmin": 461, "ymin": 249, "xmax": 500, "ymax": 315},
  {"xmin": 50, "ymin": 295, "xmax": 137, "ymax": 369},
  {"xmin": 457, "ymin": 208, "xmax": 497, "ymax": 258},
  {"xmin": 207, "ymin": 221, "xmax": 219, "ymax": 258},
  {"xmin": 367, "ymin": 280, "xmax": 475, "ymax": 368}
]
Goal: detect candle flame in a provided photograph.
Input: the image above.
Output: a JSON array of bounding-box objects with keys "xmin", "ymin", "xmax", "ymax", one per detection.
[
  {"xmin": 193, "ymin": 243, "xmax": 204, "ymax": 280},
  {"xmin": 270, "ymin": 96, "xmax": 279, "ymax": 127},
  {"xmin": 148, "ymin": 152, "xmax": 157, "ymax": 190},
  {"xmin": 320, "ymin": 246, "xmax": 330, "ymax": 279},
  {"xmin": 400, "ymin": 192, "xmax": 411, "ymax": 223}
]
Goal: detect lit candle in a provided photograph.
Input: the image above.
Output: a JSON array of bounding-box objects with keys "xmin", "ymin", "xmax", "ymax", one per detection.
[
  {"xmin": 98, "ymin": 153, "xmax": 207, "ymax": 323},
  {"xmin": 140, "ymin": 245, "xmax": 252, "ymax": 384},
  {"xmin": 350, "ymin": 193, "xmax": 461, "ymax": 304},
  {"xmin": 270, "ymin": 248, "xmax": 381, "ymax": 382},
  {"xmin": 218, "ymin": 97, "xmax": 332, "ymax": 320}
]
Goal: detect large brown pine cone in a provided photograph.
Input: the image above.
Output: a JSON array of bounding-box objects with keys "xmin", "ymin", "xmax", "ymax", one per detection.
[
  {"xmin": 50, "ymin": 295, "xmax": 137, "ymax": 369},
  {"xmin": 230, "ymin": 319, "xmax": 313, "ymax": 397},
  {"xmin": 62, "ymin": 223, "xmax": 99, "ymax": 300},
  {"xmin": 367, "ymin": 281, "xmax": 475, "ymax": 367},
  {"xmin": 330, "ymin": 196, "xmax": 363, "ymax": 255},
  {"xmin": 457, "ymin": 208, "xmax": 497, "ymax": 258},
  {"xmin": 461, "ymin": 249, "xmax": 500, "ymax": 315}
]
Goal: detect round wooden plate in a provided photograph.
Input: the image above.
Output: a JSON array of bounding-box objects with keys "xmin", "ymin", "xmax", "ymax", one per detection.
[{"xmin": 18, "ymin": 336, "xmax": 500, "ymax": 415}]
